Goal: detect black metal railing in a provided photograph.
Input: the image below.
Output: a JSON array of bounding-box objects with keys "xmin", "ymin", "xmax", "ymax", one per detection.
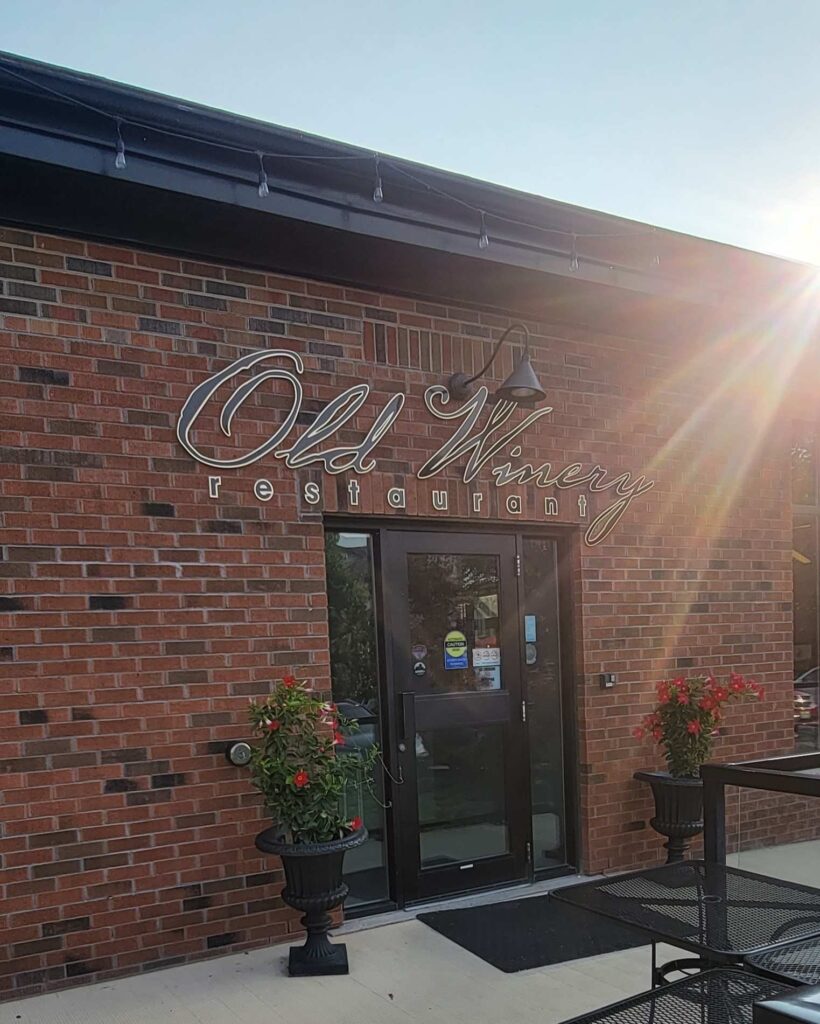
[{"xmin": 703, "ymin": 752, "xmax": 820, "ymax": 864}]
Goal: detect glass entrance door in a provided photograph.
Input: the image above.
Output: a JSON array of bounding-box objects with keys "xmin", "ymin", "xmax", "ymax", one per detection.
[{"xmin": 383, "ymin": 531, "xmax": 529, "ymax": 902}]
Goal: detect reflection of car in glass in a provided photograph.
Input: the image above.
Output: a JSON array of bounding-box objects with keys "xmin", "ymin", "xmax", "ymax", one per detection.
[
  {"xmin": 337, "ymin": 699, "xmax": 378, "ymax": 752},
  {"xmin": 794, "ymin": 668, "xmax": 819, "ymax": 730}
]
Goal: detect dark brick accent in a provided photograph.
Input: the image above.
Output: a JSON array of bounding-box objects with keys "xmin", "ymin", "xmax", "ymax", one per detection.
[
  {"xmin": 28, "ymin": 830, "xmax": 78, "ymax": 848},
  {"xmin": 88, "ymin": 595, "xmax": 128, "ymax": 610},
  {"xmin": 104, "ymin": 778, "xmax": 139, "ymax": 793},
  {"xmin": 205, "ymin": 280, "xmax": 246, "ymax": 297},
  {"xmin": 207, "ymin": 931, "xmax": 240, "ymax": 949},
  {"xmin": 248, "ymin": 317, "xmax": 286, "ymax": 334},
  {"xmin": 151, "ymin": 772, "xmax": 185, "ymax": 788},
  {"xmin": 0, "ymin": 596, "xmax": 25, "ymax": 611},
  {"xmin": 13, "ymin": 938, "xmax": 63, "ymax": 957},
  {"xmin": 143, "ymin": 502, "xmax": 176, "ymax": 517},
  {"xmin": 0, "ymin": 297, "xmax": 38, "ymax": 315},
  {"xmin": 9, "ymin": 282, "xmax": 58, "ymax": 301},
  {"xmin": 0, "ymin": 647, "xmax": 13, "ymax": 661},
  {"xmin": 267, "ymin": 304, "xmax": 309, "ymax": 324},
  {"xmin": 204, "ymin": 519, "xmax": 242, "ymax": 534},
  {"xmin": 138, "ymin": 316, "xmax": 181, "ymax": 335},
  {"xmin": 19, "ymin": 708, "xmax": 48, "ymax": 724},
  {"xmin": 18, "ymin": 366, "xmax": 70, "ymax": 386},
  {"xmin": 186, "ymin": 293, "xmax": 227, "ymax": 310},
  {"xmin": 0, "ymin": 261, "xmax": 37, "ymax": 281},
  {"xmin": 309, "ymin": 312, "xmax": 346, "ymax": 330},
  {"xmin": 96, "ymin": 358, "xmax": 142, "ymax": 378},
  {"xmin": 66, "ymin": 257, "xmax": 113, "ymax": 276},
  {"xmin": 308, "ymin": 341, "xmax": 343, "ymax": 357},
  {"xmin": 42, "ymin": 917, "xmax": 90, "ymax": 937}
]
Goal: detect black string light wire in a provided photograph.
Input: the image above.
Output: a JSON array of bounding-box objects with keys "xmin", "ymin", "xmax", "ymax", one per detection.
[{"xmin": 0, "ymin": 58, "xmax": 663, "ymax": 276}]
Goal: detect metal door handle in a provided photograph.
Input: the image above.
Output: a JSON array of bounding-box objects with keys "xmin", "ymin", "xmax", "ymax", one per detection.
[{"xmin": 400, "ymin": 691, "xmax": 416, "ymax": 749}]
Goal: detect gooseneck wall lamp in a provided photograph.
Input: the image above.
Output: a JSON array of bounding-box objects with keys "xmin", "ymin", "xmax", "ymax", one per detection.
[{"xmin": 446, "ymin": 322, "xmax": 547, "ymax": 406}]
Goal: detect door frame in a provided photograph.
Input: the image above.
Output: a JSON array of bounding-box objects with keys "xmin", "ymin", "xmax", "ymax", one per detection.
[
  {"xmin": 382, "ymin": 528, "xmax": 529, "ymax": 903},
  {"xmin": 326, "ymin": 516, "xmax": 581, "ymax": 911}
]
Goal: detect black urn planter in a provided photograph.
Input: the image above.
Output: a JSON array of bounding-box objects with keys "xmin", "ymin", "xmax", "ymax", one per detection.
[
  {"xmin": 634, "ymin": 770, "xmax": 703, "ymax": 863},
  {"xmin": 255, "ymin": 825, "xmax": 366, "ymax": 977}
]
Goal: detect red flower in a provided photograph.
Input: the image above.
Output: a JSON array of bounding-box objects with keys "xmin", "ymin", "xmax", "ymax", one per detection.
[
  {"xmin": 282, "ymin": 675, "xmax": 297, "ymax": 689},
  {"xmin": 267, "ymin": 719, "xmax": 281, "ymax": 731},
  {"xmin": 729, "ymin": 679, "xmax": 745, "ymax": 693},
  {"xmin": 293, "ymin": 770, "xmax": 310, "ymax": 788},
  {"xmin": 699, "ymin": 696, "xmax": 716, "ymax": 711},
  {"xmin": 652, "ymin": 727, "xmax": 663, "ymax": 741},
  {"xmin": 756, "ymin": 686, "xmax": 765, "ymax": 700},
  {"xmin": 687, "ymin": 719, "xmax": 702, "ymax": 734},
  {"xmin": 333, "ymin": 730, "xmax": 345, "ymax": 746},
  {"xmin": 632, "ymin": 726, "xmax": 645, "ymax": 739},
  {"xmin": 677, "ymin": 692, "xmax": 690, "ymax": 705},
  {"xmin": 350, "ymin": 816, "xmax": 363, "ymax": 831}
]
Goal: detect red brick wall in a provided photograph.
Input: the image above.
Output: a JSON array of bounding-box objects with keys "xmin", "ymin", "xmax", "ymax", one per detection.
[{"xmin": 0, "ymin": 225, "xmax": 797, "ymax": 997}]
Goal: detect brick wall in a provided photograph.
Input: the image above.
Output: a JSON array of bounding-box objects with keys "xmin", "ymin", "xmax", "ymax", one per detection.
[{"xmin": 0, "ymin": 225, "xmax": 798, "ymax": 997}]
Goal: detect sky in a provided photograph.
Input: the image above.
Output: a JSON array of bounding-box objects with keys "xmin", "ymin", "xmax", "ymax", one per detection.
[{"xmin": 3, "ymin": 0, "xmax": 820, "ymax": 265}]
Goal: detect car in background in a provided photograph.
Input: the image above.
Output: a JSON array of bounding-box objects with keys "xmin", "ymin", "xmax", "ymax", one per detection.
[{"xmin": 794, "ymin": 667, "xmax": 819, "ymax": 730}]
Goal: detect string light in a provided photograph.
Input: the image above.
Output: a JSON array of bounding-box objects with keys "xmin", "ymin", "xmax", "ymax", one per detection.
[
  {"xmin": 478, "ymin": 211, "xmax": 489, "ymax": 250},
  {"xmin": 257, "ymin": 152, "xmax": 269, "ymax": 198},
  {"xmin": 114, "ymin": 118, "xmax": 126, "ymax": 170},
  {"xmin": 0, "ymin": 58, "xmax": 668, "ymax": 272},
  {"xmin": 372, "ymin": 154, "xmax": 383, "ymax": 203}
]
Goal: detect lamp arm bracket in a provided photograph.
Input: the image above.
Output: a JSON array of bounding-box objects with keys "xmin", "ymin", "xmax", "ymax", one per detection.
[{"xmin": 462, "ymin": 322, "xmax": 531, "ymax": 387}]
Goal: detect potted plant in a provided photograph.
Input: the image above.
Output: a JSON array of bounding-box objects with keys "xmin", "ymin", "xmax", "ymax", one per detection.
[
  {"xmin": 248, "ymin": 674, "xmax": 378, "ymax": 976},
  {"xmin": 633, "ymin": 672, "xmax": 764, "ymax": 862}
]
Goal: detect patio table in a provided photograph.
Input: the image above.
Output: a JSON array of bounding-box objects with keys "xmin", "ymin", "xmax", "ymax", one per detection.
[
  {"xmin": 551, "ymin": 861, "xmax": 820, "ymax": 982},
  {"xmin": 559, "ymin": 969, "xmax": 792, "ymax": 1024},
  {"xmin": 748, "ymin": 940, "xmax": 820, "ymax": 987}
]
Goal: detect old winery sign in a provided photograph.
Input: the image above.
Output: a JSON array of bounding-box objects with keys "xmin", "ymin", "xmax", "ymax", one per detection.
[{"xmin": 176, "ymin": 349, "xmax": 654, "ymax": 546}]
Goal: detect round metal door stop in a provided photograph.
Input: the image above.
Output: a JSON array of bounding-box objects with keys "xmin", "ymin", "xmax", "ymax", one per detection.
[{"xmin": 225, "ymin": 741, "xmax": 253, "ymax": 767}]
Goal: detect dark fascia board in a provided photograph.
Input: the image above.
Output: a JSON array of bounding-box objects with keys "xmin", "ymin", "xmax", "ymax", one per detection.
[{"xmin": 0, "ymin": 50, "xmax": 813, "ymax": 320}]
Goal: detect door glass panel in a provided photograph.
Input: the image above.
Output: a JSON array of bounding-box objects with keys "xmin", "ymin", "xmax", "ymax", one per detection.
[
  {"xmin": 407, "ymin": 553, "xmax": 503, "ymax": 693},
  {"xmin": 417, "ymin": 724, "xmax": 509, "ymax": 869},
  {"xmin": 325, "ymin": 530, "xmax": 389, "ymax": 907},
  {"xmin": 522, "ymin": 537, "xmax": 566, "ymax": 868}
]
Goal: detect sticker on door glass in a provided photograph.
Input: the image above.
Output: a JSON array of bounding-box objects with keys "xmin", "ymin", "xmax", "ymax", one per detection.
[
  {"xmin": 472, "ymin": 647, "xmax": 500, "ymax": 667},
  {"xmin": 443, "ymin": 629, "xmax": 469, "ymax": 670},
  {"xmin": 524, "ymin": 615, "xmax": 537, "ymax": 643},
  {"xmin": 411, "ymin": 644, "xmax": 427, "ymax": 662}
]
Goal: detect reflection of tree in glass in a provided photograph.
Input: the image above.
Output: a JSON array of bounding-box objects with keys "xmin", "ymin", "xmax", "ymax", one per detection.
[
  {"xmin": 325, "ymin": 534, "xmax": 378, "ymax": 706},
  {"xmin": 407, "ymin": 555, "xmax": 500, "ymax": 691}
]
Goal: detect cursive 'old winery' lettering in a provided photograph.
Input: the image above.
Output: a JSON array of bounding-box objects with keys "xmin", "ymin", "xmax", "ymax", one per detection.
[{"xmin": 176, "ymin": 348, "xmax": 654, "ymax": 545}]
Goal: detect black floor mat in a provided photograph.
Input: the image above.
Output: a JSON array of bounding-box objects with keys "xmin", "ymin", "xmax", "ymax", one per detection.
[{"xmin": 417, "ymin": 893, "xmax": 649, "ymax": 973}]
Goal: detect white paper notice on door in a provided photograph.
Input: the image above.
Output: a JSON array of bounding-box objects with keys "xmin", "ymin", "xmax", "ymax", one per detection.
[{"xmin": 472, "ymin": 647, "xmax": 501, "ymax": 667}]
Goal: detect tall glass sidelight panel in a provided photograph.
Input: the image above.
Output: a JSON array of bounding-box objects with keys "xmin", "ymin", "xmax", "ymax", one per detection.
[
  {"xmin": 521, "ymin": 537, "xmax": 566, "ymax": 868},
  {"xmin": 793, "ymin": 515, "xmax": 820, "ymax": 752},
  {"xmin": 324, "ymin": 530, "xmax": 390, "ymax": 906}
]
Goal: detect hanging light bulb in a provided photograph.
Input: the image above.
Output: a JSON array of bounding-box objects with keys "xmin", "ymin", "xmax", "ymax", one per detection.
[
  {"xmin": 114, "ymin": 119, "xmax": 126, "ymax": 170},
  {"xmin": 478, "ymin": 212, "xmax": 489, "ymax": 250},
  {"xmin": 257, "ymin": 152, "xmax": 269, "ymax": 198},
  {"xmin": 372, "ymin": 154, "xmax": 384, "ymax": 203},
  {"xmin": 569, "ymin": 234, "xmax": 579, "ymax": 272}
]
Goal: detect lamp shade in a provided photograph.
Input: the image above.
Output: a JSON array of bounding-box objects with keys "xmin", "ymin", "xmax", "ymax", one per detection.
[{"xmin": 495, "ymin": 353, "xmax": 547, "ymax": 405}]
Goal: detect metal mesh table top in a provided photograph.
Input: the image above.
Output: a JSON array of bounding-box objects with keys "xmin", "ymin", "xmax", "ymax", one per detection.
[
  {"xmin": 747, "ymin": 938, "xmax": 820, "ymax": 985},
  {"xmin": 552, "ymin": 861, "xmax": 820, "ymax": 957},
  {"xmin": 560, "ymin": 969, "xmax": 790, "ymax": 1024}
]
